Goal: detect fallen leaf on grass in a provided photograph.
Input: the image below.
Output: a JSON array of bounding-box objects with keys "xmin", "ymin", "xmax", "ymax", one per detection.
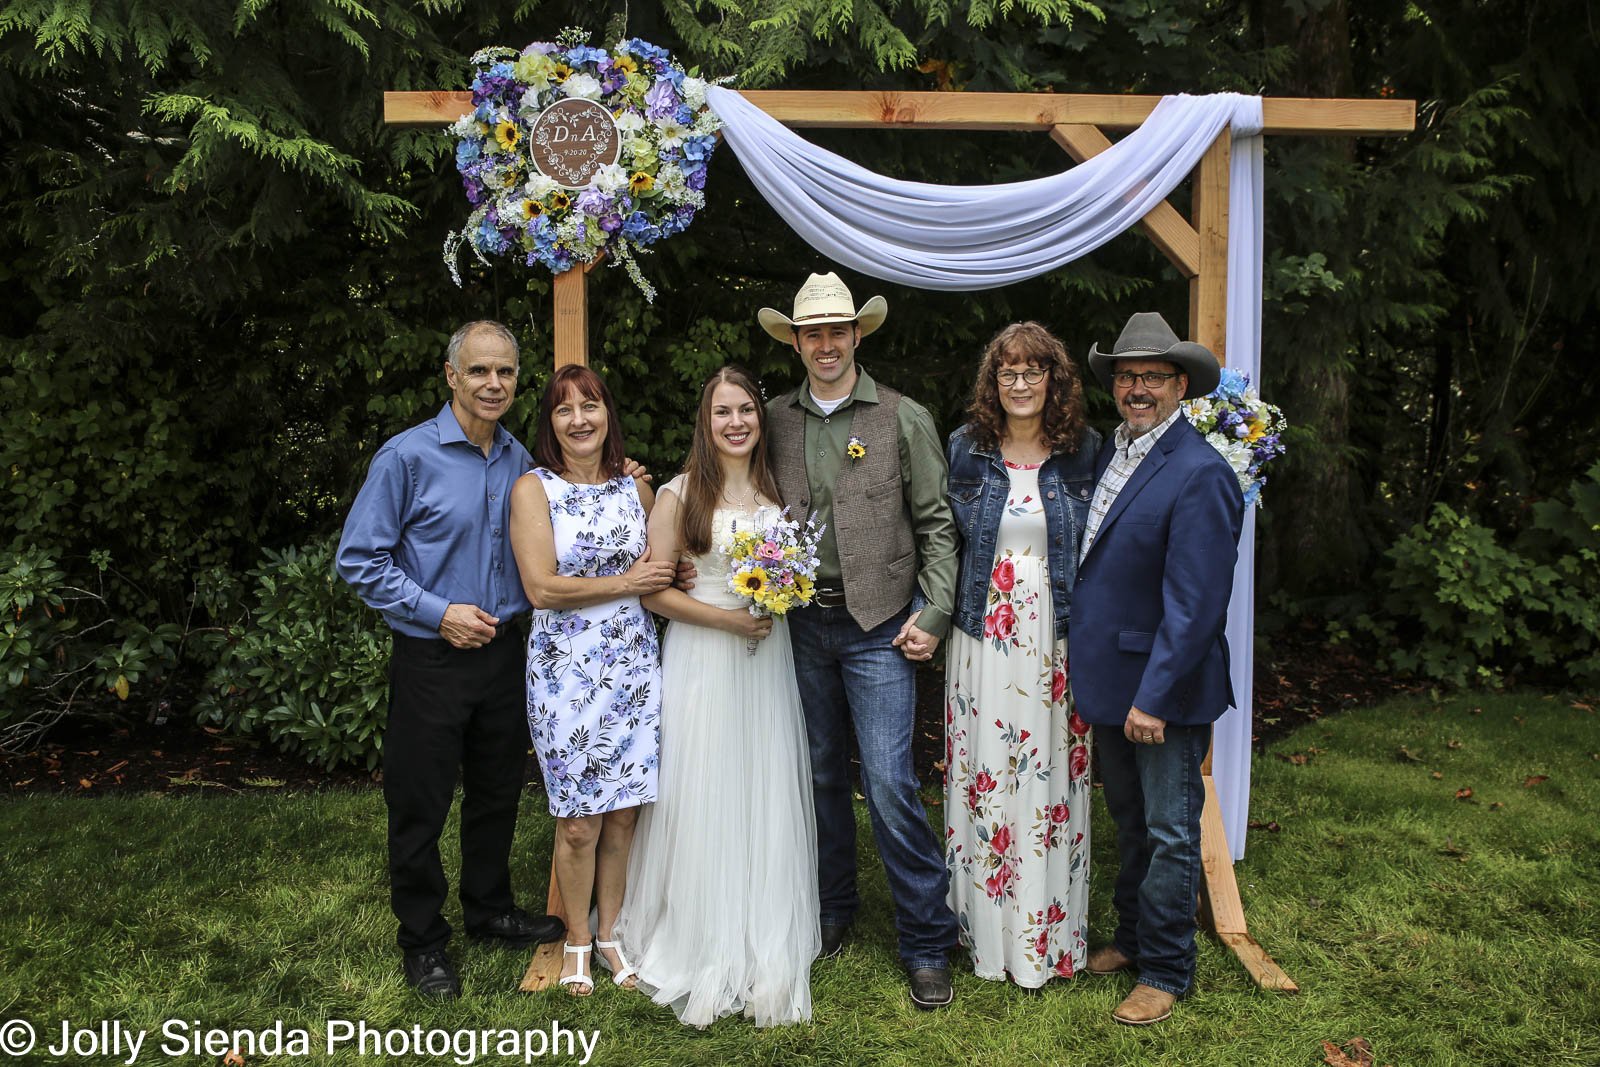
[
  {"xmin": 78, "ymin": 778, "xmax": 93, "ymax": 789},
  {"xmin": 1248, "ymin": 820, "xmax": 1282, "ymax": 832},
  {"xmin": 1398, "ymin": 746, "xmax": 1422, "ymax": 762},
  {"xmin": 242, "ymin": 777, "xmax": 286, "ymax": 788},
  {"xmin": 1513, "ymin": 715, "xmax": 1525, "ymax": 726},
  {"xmin": 105, "ymin": 760, "xmax": 128, "ymax": 774},
  {"xmin": 1279, "ymin": 752, "xmax": 1310, "ymax": 765},
  {"xmin": 1455, "ymin": 787, "xmax": 1474, "ymax": 800},
  {"xmin": 1446, "ymin": 739, "xmax": 1463, "ymax": 750},
  {"xmin": 1321, "ymin": 1036, "xmax": 1375, "ymax": 1067},
  {"xmin": 1490, "ymin": 802, "xmax": 1504, "ymax": 810},
  {"xmin": 223, "ymin": 1050, "xmax": 245, "ymax": 1067},
  {"xmin": 1523, "ymin": 775, "xmax": 1549, "ymax": 788},
  {"xmin": 1439, "ymin": 838, "xmax": 1469, "ymax": 859},
  {"xmin": 1431, "ymin": 771, "xmax": 1444, "ymax": 780},
  {"xmin": 1573, "ymin": 701, "xmax": 1594, "ymax": 712}
]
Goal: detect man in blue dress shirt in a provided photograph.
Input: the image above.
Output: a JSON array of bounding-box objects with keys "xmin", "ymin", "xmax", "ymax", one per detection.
[{"xmin": 337, "ymin": 320, "xmax": 562, "ymax": 998}]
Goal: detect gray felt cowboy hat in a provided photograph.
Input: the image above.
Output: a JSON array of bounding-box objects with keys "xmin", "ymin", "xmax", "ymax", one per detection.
[
  {"xmin": 1087, "ymin": 312, "xmax": 1220, "ymax": 399},
  {"xmin": 758, "ymin": 272, "xmax": 888, "ymax": 344}
]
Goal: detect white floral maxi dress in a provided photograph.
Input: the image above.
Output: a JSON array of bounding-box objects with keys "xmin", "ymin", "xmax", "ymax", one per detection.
[
  {"xmin": 526, "ymin": 469, "xmax": 661, "ymax": 817},
  {"xmin": 944, "ymin": 461, "xmax": 1092, "ymax": 986}
]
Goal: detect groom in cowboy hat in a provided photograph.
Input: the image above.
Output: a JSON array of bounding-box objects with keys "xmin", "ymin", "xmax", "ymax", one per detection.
[
  {"xmin": 1068, "ymin": 312, "xmax": 1244, "ymax": 1025},
  {"xmin": 759, "ymin": 271, "xmax": 961, "ymax": 1008}
]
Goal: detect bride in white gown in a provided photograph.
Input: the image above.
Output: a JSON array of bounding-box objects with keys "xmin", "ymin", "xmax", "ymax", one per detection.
[{"xmin": 615, "ymin": 366, "xmax": 820, "ymax": 1028}]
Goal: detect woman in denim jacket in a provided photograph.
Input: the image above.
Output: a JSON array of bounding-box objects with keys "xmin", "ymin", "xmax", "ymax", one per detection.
[{"xmin": 942, "ymin": 321, "xmax": 1101, "ymax": 987}]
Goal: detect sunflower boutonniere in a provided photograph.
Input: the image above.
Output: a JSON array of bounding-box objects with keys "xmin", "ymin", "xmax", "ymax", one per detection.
[{"xmin": 846, "ymin": 436, "xmax": 867, "ymax": 462}]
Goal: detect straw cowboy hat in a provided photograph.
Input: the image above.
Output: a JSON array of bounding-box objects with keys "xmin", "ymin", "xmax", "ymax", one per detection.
[
  {"xmin": 758, "ymin": 272, "xmax": 888, "ymax": 344},
  {"xmin": 1087, "ymin": 312, "xmax": 1221, "ymax": 399}
]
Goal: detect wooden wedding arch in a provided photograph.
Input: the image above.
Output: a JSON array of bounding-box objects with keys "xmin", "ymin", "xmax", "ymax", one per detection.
[{"xmin": 386, "ymin": 86, "xmax": 1416, "ymax": 993}]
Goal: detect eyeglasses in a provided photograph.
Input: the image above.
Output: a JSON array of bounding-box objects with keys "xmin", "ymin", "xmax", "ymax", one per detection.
[
  {"xmin": 1111, "ymin": 370, "xmax": 1181, "ymax": 389},
  {"xmin": 997, "ymin": 367, "xmax": 1047, "ymax": 387}
]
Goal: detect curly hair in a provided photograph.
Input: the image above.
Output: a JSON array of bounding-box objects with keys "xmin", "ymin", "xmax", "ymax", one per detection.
[
  {"xmin": 964, "ymin": 321, "xmax": 1088, "ymax": 455},
  {"xmin": 532, "ymin": 364, "xmax": 626, "ymax": 479}
]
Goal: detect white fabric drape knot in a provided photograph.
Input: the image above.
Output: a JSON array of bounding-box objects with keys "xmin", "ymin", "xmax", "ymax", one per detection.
[{"xmin": 707, "ymin": 86, "xmax": 1263, "ymax": 859}]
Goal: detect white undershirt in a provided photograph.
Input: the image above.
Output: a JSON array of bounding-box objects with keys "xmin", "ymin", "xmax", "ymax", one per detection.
[{"xmin": 810, "ymin": 391, "xmax": 848, "ymax": 416}]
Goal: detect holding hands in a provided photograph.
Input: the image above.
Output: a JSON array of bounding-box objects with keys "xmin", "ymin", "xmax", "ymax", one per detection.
[{"xmin": 892, "ymin": 610, "xmax": 940, "ymax": 662}]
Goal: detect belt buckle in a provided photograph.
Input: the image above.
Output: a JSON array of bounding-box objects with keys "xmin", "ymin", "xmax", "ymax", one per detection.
[{"xmin": 813, "ymin": 587, "xmax": 846, "ymax": 609}]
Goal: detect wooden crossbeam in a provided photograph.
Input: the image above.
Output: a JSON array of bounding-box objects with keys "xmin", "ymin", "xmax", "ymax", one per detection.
[{"xmin": 384, "ymin": 89, "xmax": 1414, "ymax": 135}]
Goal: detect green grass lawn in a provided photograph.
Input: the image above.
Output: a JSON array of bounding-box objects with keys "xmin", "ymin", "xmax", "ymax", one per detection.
[{"xmin": 2, "ymin": 692, "xmax": 1597, "ymax": 1066}]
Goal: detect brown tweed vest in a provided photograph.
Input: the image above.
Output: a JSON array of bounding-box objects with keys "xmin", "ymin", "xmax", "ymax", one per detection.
[{"xmin": 768, "ymin": 384, "xmax": 917, "ymax": 632}]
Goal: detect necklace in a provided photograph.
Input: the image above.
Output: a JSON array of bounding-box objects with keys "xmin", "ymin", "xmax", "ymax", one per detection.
[{"xmin": 721, "ymin": 485, "xmax": 757, "ymax": 509}]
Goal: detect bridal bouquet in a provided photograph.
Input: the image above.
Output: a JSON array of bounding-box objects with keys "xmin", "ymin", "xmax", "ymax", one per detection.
[
  {"xmin": 723, "ymin": 510, "xmax": 826, "ymax": 653},
  {"xmin": 1182, "ymin": 367, "xmax": 1287, "ymax": 508}
]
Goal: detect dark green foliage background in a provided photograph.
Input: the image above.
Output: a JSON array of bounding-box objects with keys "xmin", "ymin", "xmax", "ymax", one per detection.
[{"xmin": 3, "ymin": 0, "xmax": 1595, "ymax": 762}]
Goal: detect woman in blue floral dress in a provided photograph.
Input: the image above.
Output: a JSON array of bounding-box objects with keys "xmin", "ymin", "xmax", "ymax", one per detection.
[{"xmin": 510, "ymin": 365, "xmax": 674, "ymax": 996}]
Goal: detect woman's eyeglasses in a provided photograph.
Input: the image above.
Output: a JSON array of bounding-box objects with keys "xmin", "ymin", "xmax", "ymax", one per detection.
[{"xmin": 997, "ymin": 367, "xmax": 1047, "ymax": 387}]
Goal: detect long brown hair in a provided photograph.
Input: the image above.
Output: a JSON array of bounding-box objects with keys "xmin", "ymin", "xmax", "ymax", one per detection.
[
  {"xmin": 964, "ymin": 321, "xmax": 1088, "ymax": 454},
  {"xmin": 532, "ymin": 364, "xmax": 626, "ymax": 479},
  {"xmin": 678, "ymin": 366, "xmax": 782, "ymax": 555}
]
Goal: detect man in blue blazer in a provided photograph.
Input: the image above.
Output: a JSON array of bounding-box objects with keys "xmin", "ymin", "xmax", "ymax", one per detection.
[{"xmin": 1067, "ymin": 313, "xmax": 1244, "ymax": 1025}]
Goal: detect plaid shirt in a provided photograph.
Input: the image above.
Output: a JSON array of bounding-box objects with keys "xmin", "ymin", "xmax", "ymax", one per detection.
[{"xmin": 1078, "ymin": 406, "xmax": 1186, "ymax": 565}]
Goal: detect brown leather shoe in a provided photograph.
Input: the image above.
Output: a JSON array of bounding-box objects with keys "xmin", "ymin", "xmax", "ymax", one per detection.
[
  {"xmin": 1085, "ymin": 945, "xmax": 1135, "ymax": 975},
  {"xmin": 1112, "ymin": 983, "xmax": 1176, "ymax": 1025}
]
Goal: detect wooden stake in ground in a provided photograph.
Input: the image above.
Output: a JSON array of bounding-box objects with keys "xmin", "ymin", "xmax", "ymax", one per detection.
[{"xmin": 388, "ymin": 86, "xmax": 1413, "ymax": 994}]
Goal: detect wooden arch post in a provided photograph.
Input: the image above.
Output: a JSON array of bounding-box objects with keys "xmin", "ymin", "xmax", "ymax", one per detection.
[{"xmin": 386, "ymin": 87, "xmax": 1414, "ymax": 993}]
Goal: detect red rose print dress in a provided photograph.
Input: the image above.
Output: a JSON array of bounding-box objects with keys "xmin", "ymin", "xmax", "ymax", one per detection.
[{"xmin": 943, "ymin": 461, "xmax": 1092, "ymax": 986}]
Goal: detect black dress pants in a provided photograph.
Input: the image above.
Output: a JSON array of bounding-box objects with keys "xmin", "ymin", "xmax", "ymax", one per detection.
[{"xmin": 384, "ymin": 630, "xmax": 527, "ymax": 952}]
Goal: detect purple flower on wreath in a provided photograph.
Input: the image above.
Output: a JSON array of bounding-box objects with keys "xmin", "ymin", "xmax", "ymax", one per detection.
[
  {"xmin": 462, "ymin": 176, "xmax": 486, "ymax": 205},
  {"xmin": 575, "ymin": 187, "xmax": 612, "ymax": 216},
  {"xmin": 598, "ymin": 212, "xmax": 623, "ymax": 233},
  {"xmin": 522, "ymin": 41, "xmax": 557, "ymax": 57},
  {"xmin": 674, "ymin": 103, "xmax": 694, "ymax": 126},
  {"xmin": 644, "ymin": 77, "xmax": 680, "ymax": 120},
  {"xmin": 682, "ymin": 160, "xmax": 708, "ymax": 191},
  {"xmin": 475, "ymin": 213, "xmax": 509, "ymax": 254},
  {"xmin": 472, "ymin": 62, "xmax": 517, "ymax": 107}
]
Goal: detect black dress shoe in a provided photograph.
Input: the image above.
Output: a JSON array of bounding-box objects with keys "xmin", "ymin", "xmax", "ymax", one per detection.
[
  {"xmin": 467, "ymin": 906, "xmax": 565, "ymax": 948},
  {"xmin": 907, "ymin": 966, "xmax": 953, "ymax": 1009},
  {"xmin": 819, "ymin": 923, "xmax": 850, "ymax": 959},
  {"xmin": 402, "ymin": 949, "xmax": 461, "ymax": 999}
]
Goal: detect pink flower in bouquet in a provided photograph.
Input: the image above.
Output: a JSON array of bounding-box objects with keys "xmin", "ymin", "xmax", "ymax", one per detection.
[
  {"xmin": 757, "ymin": 540, "xmax": 783, "ymax": 561},
  {"xmin": 992, "ymin": 557, "xmax": 1015, "ymax": 592}
]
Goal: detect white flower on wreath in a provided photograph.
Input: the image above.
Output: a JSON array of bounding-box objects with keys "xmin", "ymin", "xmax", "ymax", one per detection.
[
  {"xmin": 680, "ymin": 76, "xmax": 708, "ymax": 109},
  {"xmin": 592, "ymin": 163, "xmax": 629, "ymax": 194},
  {"xmin": 524, "ymin": 173, "xmax": 560, "ymax": 199},
  {"xmin": 517, "ymin": 87, "xmax": 542, "ymax": 116},
  {"xmin": 614, "ymin": 109, "xmax": 646, "ymax": 134},
  {"xmin": 561, "ymin": 73, "xmax": 603, "ymax": 100},
  {"xmin": 653, "ymin": 165, "xmax": 687, "ymax": 199},
  {"xmin": 656, "ymin": 118, "xmax": 688, "ymax": 149}
]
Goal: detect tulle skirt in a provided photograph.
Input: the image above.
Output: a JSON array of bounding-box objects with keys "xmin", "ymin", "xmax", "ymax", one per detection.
[{"xmin": 615, "ymin": 615, "xmax": 820, "ymax": 1027}]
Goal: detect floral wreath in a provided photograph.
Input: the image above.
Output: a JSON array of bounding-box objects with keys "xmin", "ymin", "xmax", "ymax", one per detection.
[
  {"xmin": 1181, "ymin": 367, "xmax": 1287, "ymax": 508},
  {"xmin": 444, "ymin": 33, "xmax": 722, "ymax": 301}
]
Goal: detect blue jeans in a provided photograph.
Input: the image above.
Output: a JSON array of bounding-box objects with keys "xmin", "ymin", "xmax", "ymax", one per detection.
[
  {"xmin": 1094, "ymin": 722, "xmax": 1209, "ymax": 997},
  {"xmin": 788, "ymin": 604, "xmax": 957, "ymax": 969}
]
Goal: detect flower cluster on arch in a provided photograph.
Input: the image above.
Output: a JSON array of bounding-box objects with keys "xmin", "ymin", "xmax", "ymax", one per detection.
[{"xmin": 444, "ymin": 38, "xmax": 722, "ymax": 301}]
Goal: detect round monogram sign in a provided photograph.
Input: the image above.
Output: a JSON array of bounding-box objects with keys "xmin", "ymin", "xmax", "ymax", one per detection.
[{"xmin": 528, "ymin": 98, "xmax": 620, "ymax": 189}]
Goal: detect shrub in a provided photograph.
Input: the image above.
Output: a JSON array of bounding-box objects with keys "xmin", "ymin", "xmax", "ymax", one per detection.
[
  {"xmin": 1357, "ymin": 463, "xmax": 1600, "ymax": 687},
  {"xmin": 0, "ymin": 549, "xmax": 182, "ymax": 750},
  {"xmin": 197, "ymin": 540, "xmax": 391, "ymax": 771}
]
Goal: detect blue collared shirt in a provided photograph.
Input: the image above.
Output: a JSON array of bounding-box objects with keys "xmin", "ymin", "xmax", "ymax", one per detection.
[{"xmin": 336, "ymin": 403, "xmax": 533, "ymax": 638}]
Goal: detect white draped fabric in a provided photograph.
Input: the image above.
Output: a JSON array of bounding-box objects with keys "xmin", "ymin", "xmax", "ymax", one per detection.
[{"xmin": 707, "ymin": 86, "xmax": 1264, "ymax": 857}]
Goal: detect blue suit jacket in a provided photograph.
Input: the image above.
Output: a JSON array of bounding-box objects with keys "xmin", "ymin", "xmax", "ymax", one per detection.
[{"xmin": 1067, "ymin": 415, "xmax": 1244, "ymax": 727}]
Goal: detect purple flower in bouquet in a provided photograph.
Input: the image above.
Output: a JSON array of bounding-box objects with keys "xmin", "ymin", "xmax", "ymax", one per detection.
[{"xmin": 575, "ymin": 187, "xmax": 612, "ymax": 216}]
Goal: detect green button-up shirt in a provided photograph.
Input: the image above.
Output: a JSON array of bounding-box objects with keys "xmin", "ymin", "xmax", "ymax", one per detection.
[{"xmin": 774, "ymin": 368, "xmax": 957, "ymax": 638}]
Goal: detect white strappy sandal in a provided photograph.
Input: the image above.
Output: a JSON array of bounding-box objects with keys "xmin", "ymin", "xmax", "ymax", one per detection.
[
  {"xmin": 558, "ymin": 943, "xmax": 593, "ymax": 996},
  {"xmin": 594, "ymin": 939, "xmax": 638, "ymax": 988}
]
